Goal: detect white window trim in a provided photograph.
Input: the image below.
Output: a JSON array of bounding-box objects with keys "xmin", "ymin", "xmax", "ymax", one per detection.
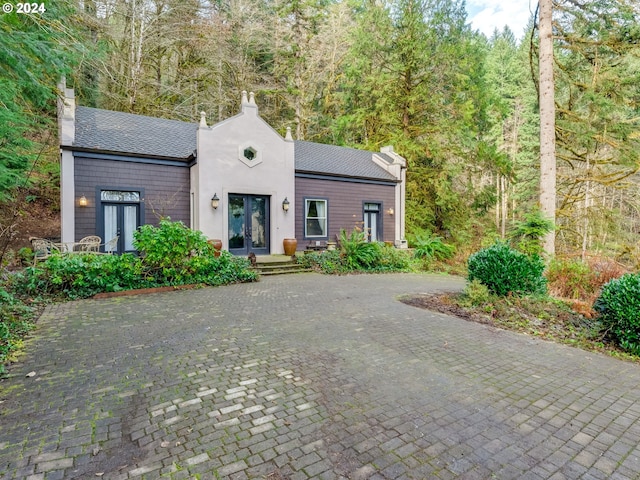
[{"xmin": 304, "ymin": 198, "xmax": 327, "ymax": 238}]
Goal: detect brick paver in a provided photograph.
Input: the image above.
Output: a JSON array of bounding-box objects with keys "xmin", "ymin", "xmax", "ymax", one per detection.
[{"xmin": 2, "ymin": 273, "xmax": 640, "ymax": 478}]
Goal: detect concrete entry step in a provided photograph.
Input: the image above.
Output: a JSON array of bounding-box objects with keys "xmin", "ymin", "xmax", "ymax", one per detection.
[{"xmin": 251, "ymin": 254, "xmax": 312, "ymax": 275}]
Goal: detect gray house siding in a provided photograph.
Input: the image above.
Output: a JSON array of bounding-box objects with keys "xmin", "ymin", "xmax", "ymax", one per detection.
[
  {"xmin": 74, "ymin": 156, "xmax": 190, "ymax": 241},
  {"xmin": 294, "ymin": 176, "xmax": 395, "ymax": 246}
]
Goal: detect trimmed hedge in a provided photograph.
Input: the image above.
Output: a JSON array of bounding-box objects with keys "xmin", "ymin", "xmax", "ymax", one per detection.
[
  {"xmin": 467, "ymin": 242, "xmax": 547, "ymax": 296},
  {"xmin": 594, "ymin": 273, "xmax": 640, "ymax": 355}
]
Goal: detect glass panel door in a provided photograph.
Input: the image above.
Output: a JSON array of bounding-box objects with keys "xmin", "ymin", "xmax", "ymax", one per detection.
[
  {"xmin": 104, "ymin": 205, "xmax": 118, "ymax": 250},
  {"xmin": 228, "ymin": 194, "xmax": 269, "ymax": 255},
  {"xmin": 250, "ymin": 197, "xmax": 267, "ymax": 249},
  {"xmin": 364, "ymin": 203, "xmax": 381, "ymax": 242},
  {"xmin": 228, "ymin": 195, "xmax": 246, "ymax": 251},
  {"xmin": 102, "ymin": 203, "xmax": 139, "ymax": 253},
  {"xmin": 123, "ymin": 205, "xmax": 138, "ymax": 251}
]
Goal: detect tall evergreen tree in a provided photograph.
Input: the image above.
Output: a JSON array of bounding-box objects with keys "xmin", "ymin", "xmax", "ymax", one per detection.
[
  {"xmin": 551, "ymin": 0, "xmax": 640, "ymax": 254},
  {"xmin": 538, "ymin": 0, "xmax": 557, "ymax": 256},
  {"xmin": 271, "ymin": 0, "xmax": 334, "ymax": 140},
  {"xmin": 334, "ymin": 0, "xmax": 493, "ymax": 241},
  {"xmin": 0, "ymin": 0, "xmax": 87, "ymax": 199},
  {"xmin": 485, "ymin": 27, "xmax": 539, "ymax": 238}
]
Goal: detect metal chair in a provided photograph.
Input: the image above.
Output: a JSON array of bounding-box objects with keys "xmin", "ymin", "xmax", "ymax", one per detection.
[
  {"xmin": 31, "ymin": 238, "xmax": 60, "ymax": 265},
  {"xmin": 76, "ymin": 235, "xmax": 101, "ymax": 252},
  {"xmin": 102, "ymin": 236, "xmax": 119, "ymax": 254}
]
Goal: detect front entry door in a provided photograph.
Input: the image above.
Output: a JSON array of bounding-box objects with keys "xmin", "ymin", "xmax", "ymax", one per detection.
[{"xmin": 228, "ymin": 194, "xmax": 270, "ymax": 255}]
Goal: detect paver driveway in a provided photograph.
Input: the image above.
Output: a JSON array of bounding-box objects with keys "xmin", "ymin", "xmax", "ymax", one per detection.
[{"xmin": 2, "ymin": 273, "xmax": 640, "ymax": 479}]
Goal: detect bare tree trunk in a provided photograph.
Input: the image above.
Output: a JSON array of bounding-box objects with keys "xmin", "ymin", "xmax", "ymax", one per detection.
[
  {"xmin": 128, "ymin": 0, "xmax": 136, "ymax": 108},
  {"xmin": 501, "ymin": 176, "xmax": 507, "ymax": 238},
  {"xmin": 126, "ymin": 0, "xmax": 145, "ymax": 110},
  {"xmin": 496, "ymin": 174, "xmax": 500, "ymax": 233},
  {"xmin": 218, "ymin": 58, "xmax": 223, "ymax": 122},
  {"xmin": 581, "ymin": 156, "xmax": 590, "ymax": 261},
  {"xmin": 508, "ymin": 104, "xmax": 519, "ymax": 231},
  {"xmin": 539, "ymin": 0, "xmax": 556, "ymax": 256}
]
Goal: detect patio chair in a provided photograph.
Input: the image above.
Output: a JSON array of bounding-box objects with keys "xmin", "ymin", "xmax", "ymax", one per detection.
[
  {"xmin": 101, "ymin": 236, "xmax": 119, "ymax": 254},
  {"xmin": 76, "ymin": 235, "xmax": 101, "ymax": 252},
  {"xmin": 31, "ymin": 238, "xmax": 60, "ymax": 265}
]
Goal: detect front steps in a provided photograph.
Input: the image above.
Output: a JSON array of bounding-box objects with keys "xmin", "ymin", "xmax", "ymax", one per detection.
[{"xmin": 251, "ymin": 255, "xmax": 312, "ymax": 276}]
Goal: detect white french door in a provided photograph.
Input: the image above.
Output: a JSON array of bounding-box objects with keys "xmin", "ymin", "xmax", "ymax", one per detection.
[{"xmin": 364, "ymin": 203, "xmax": 381, "ymax": 242}]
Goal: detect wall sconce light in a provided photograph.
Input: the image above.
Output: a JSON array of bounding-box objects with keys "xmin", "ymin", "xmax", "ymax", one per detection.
[
  {"xmin": 387, "ymin": 208, "xmax": 394, "ymax": 215},
  {"xmin": 211, "ymin": 193, "xmax": 220, "ymax": 210},
  {"xmin": 282, "ymin": 197, "xmax": 290, "ymax": 212},
  {"xmin": 79, "ymin": 195, "xmax": 88, "ymax": 207}
]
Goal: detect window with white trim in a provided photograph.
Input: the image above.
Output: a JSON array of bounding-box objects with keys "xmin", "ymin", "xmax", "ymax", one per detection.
[{"xmin": 305, "ymin": 199, "xmax": 327, "ymax": 237}]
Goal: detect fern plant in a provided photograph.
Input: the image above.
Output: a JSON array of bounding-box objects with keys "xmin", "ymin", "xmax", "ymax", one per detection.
[
  {"xmin": 508, "ymin": 210, "xmax": 554, "ymax": 256},
  {"xmin": 410, "ymin": 231, "xmax": 455, "ymax": 260},
  {"xmin": 338, "ymin": 228, "xmax": 381, "ymax": 270}
]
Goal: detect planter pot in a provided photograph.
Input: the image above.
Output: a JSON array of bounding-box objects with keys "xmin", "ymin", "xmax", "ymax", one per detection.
[
  {"xmin": 283, "ymin": 238, "xmax": 298, "ymax": 256},
  {"xmin": 208, "ymin": 239, "xmax": 223, "ymax": 257}
]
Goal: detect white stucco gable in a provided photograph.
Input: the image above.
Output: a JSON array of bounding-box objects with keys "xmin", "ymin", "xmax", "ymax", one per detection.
[{"xmin": 192, "ymin": 91, "xmax": 296, "ymax": 253}]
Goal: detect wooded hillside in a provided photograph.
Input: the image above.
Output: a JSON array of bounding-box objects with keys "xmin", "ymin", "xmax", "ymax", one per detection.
[{"xmin": 1, "ymin": 0, "xmax": 639, "ymax": 264}]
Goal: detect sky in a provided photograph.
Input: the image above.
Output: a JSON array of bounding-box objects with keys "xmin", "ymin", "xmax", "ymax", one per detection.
[{"xmin": 465, "ymin": 0, "xmax": 536, "ymax": 41}]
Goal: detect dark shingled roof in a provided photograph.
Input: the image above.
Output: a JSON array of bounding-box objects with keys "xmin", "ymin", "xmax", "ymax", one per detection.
[
  {"xmin": 73, "ymin": 106, "xmax": 197, "ymax": 160},
  {"xmin": 294, "ymin": 140, "xmax": 397, "ymax": 182},
  {"xmin": 71, "ymin": 107, "xmax": 398, "ymax": 178}
]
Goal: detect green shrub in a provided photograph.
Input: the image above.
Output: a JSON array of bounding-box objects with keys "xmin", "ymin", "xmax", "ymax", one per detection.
[
  {"xmin": 13, "ymin": 247, "xmax": 257, "ymax": 299},
  {"xmin": 134, "ymin": 219, "xmax": 213, "ymax": 283},
  {"xmin": 467, "ymin": 242, "xmax": 547, "ymax": 296},
  {"xmin": 185, "ymin": 251, "xmax": 257, "ymax": 285},
  {"xmin": 13, "ymin": 253, "xmax": 146, "ymax": 299},
  {"xmin": 133, "ymin": 220, "xmax": 256, "ymax": 286},
  {"xmin": 11, "ymin": 221, "xmax": 257, "ymax": 300},
  {"xmin": 594, "ymin": 273, "xmax": 640, "ymax": 355},
  {"xmin": 298, "ymin": 250, "xmax": 346, "ymax": 274},
  {"xmin": 463, "ymin": 279, "xmax": 490, "ymax": 306},
  {"xmin": 17, "ymin": 247, "xmax": 34, "ymax": 266},
  {"xmin": 0, "ymin": 288, "xmax": 36, "ymax": 375},
  {"xmin": 339, "ymin": 228, "xmax": 381, "ymax": 270},
  {"xmin": 508, "ymin": 209, "xmax": 554, "ymax": 256},
  {"xmin": 375, "ymin": 244, "xmax": 411, "ymax": 271},
  {"xmin": 299, "ymin": 241, "xmax": 410, "ymax": 274},
  {"xmin": 410, "ymin": 231, "xmax": 455, "ymax": 261}
]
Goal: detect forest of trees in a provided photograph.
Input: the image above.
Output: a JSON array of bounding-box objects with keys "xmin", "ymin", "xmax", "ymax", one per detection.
[{"xmin": 1, "ymin": 0, "xmax": 639, "ymax": 262}]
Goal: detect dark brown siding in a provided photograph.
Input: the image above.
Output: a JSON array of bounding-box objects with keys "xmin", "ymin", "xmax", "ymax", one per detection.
[
  {"xmin": 74, "ymin": 156, "xmax": 190, "ymax": 241},
  {"xmin": 294, "ymin": 176, "xmax": 396, "ymax": 247}
]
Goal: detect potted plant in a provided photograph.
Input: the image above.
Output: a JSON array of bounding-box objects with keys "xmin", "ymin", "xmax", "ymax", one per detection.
[
  {"xmin": 283, "ymin": 238, "xmax": 297, "ymax": 256},
  {"xmin": 208, "ymin": 239, "xmax": 223, "ymax": 257}
]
